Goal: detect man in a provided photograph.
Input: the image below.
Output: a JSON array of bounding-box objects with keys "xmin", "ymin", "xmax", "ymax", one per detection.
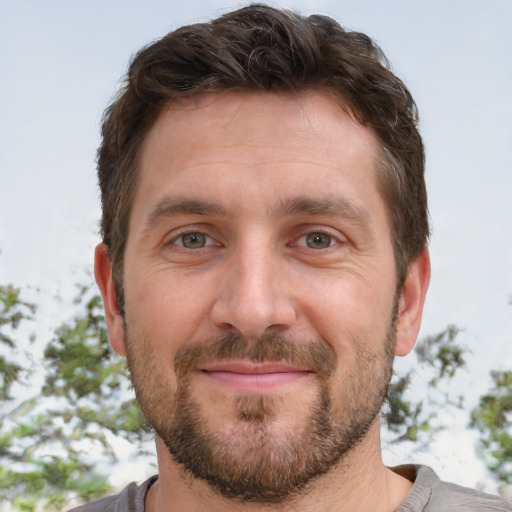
[{"xmin": 74, "ymin": 4, "xmax": 510, "ymax": 511}]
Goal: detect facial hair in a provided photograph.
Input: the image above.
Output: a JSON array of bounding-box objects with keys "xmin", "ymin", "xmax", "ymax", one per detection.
[{"xmin": 126, "ymin": 326, "xmax": 396, "ymax": 503}]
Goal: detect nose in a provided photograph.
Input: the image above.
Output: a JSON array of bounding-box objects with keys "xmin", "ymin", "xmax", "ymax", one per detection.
[{"xmin": 210, "ymin": 243, "xmax": 297, "ymax": 338}]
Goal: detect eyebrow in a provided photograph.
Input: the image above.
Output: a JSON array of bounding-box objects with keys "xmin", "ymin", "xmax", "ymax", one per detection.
[
  {"xmin": 142, "ymin": 197, "xmax": 228, "ymax": 233},
  {"xmin": 142, "ymin": 194, "xmax": 372, "ymax": 233},
  {"xmin": 276, "ymin": 196, "xmax": 371, "ymax": 228}
]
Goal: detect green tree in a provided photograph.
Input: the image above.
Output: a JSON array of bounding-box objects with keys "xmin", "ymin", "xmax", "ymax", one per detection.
[
  {"xmin": 470, "ymin": 297, "xmax": 512, "ymax": 495},
  {"xmin": 0, "ymin": 284, "xmax": 35, "ymax": 401},
  {"xmin": 384, "ymin": 325, "xmax": 467, "ymax": 444},
  {"xmin": 0, "ymin": 281, "xmax": 149, "ymax": 511},
  {"xmin": 42, "ymin": 284, "xmax": 147, "ymax": 448},
  {"xmin": 471, "ymin": 370, "xmax": 512, "ymax": 492}
]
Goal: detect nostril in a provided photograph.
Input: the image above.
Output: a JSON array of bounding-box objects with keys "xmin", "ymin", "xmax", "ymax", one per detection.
[{"xmin": 210, "ymin": 263, "xmax": 297, "ymax": 338}]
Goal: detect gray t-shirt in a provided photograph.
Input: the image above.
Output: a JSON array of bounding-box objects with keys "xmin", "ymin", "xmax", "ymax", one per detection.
[{"xmin": 68, "ymin": 465, "xmax": 512, "ymax": 511}]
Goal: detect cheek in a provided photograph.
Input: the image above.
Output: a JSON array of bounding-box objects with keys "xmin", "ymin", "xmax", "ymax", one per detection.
[
  {"xmin": 299, "ymin": 271, "xmax": 395, "ymax": 346},
  {"xmin": 123, "ymin": 265, "xmax": 221, "ymax": 364}
]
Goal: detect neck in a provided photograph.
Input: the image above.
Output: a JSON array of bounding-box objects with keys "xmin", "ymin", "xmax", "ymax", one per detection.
[{"xmin": 145, "ymin": 421, "xmax": 413, "ymax": 512}]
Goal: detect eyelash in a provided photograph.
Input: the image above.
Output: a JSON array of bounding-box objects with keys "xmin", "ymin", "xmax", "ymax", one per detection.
[
  {"xmin": 164, "ymin": 227, "xmax": 345, "ymax": 252},
  {"xmin": 294, "ymin": 230, "xmax": 342, "ymax": 250},
  {"xmin": 167, "ymin": 230, "xmax": 218, "ymax": 249}
]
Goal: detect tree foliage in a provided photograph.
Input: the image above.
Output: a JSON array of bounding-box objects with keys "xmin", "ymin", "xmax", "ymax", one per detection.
[
  {"xmin": 42, "ymin": 287, "xmax": 146, "ymax": 440},
  {"xmin": 384, "ymin": 325, "xmax": 466, "ymax": 444},
  {"xmin": 0, "ymin": 284, "xmax": 35, "ymax": 401},
  {"xmin": 0, "ymin": 282, "xmax": 149, "ymax": 511},
  {"xmin": 471, "ymin": 370, "xmax": 512, "ymax": 489}
]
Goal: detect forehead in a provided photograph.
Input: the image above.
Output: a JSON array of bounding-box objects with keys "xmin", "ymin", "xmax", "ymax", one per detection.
[
  {"xmin": 131, "ymin": 91, "xmax": 384, "ymax": 226},
  {"xmin": 143, "ymin": 92, "xmax": 379, "ymax": 162}
]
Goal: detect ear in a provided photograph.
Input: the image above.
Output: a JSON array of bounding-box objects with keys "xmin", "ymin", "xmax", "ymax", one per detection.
[
  {"xmin": 395, "ymin": 247, "xmax": 431, "ymax": 357},
  {"xmin": 94, "ymin": 243, "xmax": 127, "ymax": 357}
]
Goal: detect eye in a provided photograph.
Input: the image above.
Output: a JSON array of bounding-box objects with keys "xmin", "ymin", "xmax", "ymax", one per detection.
[
  {"xmin": 173, "ymin": 232, "xmax": 213, "ymax": 249},
  {"xmin": 299, "ymin": 232, "xmax": 336, "ymax": 249}
]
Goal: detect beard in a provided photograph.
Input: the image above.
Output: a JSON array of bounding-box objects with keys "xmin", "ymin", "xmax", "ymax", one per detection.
[{"xmin": 125, "ymin": 320, "xmax": 396, "ymax": 503}]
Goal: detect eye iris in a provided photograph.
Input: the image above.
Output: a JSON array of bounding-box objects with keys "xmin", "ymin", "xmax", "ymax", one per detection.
[
  {"xmin": 182, "ymin": 233, "xmax": 206, "ymax": 248},
  {"xmin": 306, "ymin": 233, "xmax": 331, "ymax": 249}
]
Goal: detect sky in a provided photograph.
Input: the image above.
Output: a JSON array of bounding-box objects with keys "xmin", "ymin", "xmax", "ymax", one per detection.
[{"xmin": 1, "ymin": 0, "xmax": 511, "ymax": 492}]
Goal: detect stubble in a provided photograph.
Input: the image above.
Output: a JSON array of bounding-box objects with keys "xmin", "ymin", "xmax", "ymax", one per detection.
[{"xmin": 126, "ymin": 327, "xmax": 396, "ymax": 503}]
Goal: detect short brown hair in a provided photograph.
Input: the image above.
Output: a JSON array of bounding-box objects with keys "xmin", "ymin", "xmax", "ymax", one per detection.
[{"xmin": 98, "ymin": 4, "xmax": 429, "ymax": 310}]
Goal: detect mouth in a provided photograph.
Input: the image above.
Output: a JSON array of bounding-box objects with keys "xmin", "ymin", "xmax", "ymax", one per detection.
[{"xmin": 199, "ymin": 361, "xmax": 312, "ymax": 392}]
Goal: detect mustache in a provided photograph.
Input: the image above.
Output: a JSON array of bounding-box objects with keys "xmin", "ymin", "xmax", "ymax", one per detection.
[{"xmin": 173, "ymin": 333, "xmax": 337, "ymax": 380}]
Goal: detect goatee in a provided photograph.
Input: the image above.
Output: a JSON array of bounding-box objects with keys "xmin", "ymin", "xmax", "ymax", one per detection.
[{"xmin": 126, "ymin": 330, "xmax": 395, "ymax": 503}]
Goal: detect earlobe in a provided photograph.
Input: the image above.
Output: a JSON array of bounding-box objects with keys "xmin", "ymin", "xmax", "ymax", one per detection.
[
  {"xmin": 395, "ymin": 248, "xmax": 431, "ymax": 357},
  {"xmin": 94, "ymin": 243, "xmax": 127, "ymax": 357}
]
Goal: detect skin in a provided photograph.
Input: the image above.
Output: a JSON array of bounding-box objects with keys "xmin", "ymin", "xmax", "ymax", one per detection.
[{"xmin": 95, "ymin": 91, "xmax": 430, "ymax": 511}]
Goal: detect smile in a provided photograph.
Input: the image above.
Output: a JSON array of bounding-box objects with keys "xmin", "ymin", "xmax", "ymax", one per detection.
[{"xmin": 199, "ymin": 362, "xmax": 312, "ymax": 391}]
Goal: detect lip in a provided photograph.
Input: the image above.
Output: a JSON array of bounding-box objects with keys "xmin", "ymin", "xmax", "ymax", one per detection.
[{"xmin": 199, "ymin": 361, "xmax": 312, "ymax": 391}]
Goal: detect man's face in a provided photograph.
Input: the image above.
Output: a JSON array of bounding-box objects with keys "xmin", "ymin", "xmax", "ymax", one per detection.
[{"xmin": 118, "ymin": 92, "xmax": 403, "ymax": 501}]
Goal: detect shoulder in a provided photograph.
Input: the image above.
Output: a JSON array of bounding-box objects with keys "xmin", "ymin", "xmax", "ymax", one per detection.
[
  {"xmin": 67, "ymin": 493, "xmax": 119, "ymax": 512},
  {"xmin": 394, "ymin": 465, "xmax": 512, "ymax": 512},
  {"xmin": 427, "ymin": 466, "xmax": 512, "ymax": 512},
  {"xmin": 66, "ymin": 475, "xmax": 158, "ymax": 512}
]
